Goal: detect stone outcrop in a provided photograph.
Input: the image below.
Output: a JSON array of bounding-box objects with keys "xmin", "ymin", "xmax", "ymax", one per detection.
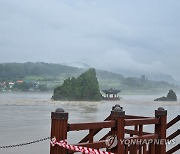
[
  {"xmin": 154, "ymin": 90, "xmax": 177, "ymax": 101},
  {"xmin": 52, "ymin": 68, "xmax": 102, "ymax": 101}
]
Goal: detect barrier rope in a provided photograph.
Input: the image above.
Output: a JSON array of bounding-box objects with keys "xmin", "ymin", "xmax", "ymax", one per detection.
[
  {"xmin": 0, "ymin": 137, "xmax": 50, "ymax": 149},
  {"xmin": 51, "ymin": 137, "xmax": 114, "ymax": 154},
  {"xmin": 1, "ymin": 136, "xmax": 114, "ymax": 154}
]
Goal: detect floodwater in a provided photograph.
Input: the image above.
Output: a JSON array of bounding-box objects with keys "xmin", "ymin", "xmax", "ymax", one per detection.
[{"xmin": 0, "ymin": 92, "xmax": 179, "ymax": 154}]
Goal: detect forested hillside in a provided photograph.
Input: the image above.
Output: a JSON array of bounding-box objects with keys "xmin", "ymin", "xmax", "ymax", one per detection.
[
  {"xmin": 0, "ymin": 62, "xmax": 178, "ymax": 94},
  {"xmin": 0, "ymin": 62, "xmax": 83, "ymax": 80}
]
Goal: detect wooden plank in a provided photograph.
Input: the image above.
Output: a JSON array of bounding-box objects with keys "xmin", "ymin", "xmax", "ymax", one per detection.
[
  {"xmin": 125, "ymin": 145, "xmax": 128, "ymax": 154},
  {"xmin": 155, "ymin": 109, "xmax": 167, "ymax": 154},
  {"xmin": 99, "ymin": 131, "xmax": 111, "ymax": 141},
  {"xmin": 166, "ymin": 144, "xmax": 180, "ymax": 154},
  {"xmin": 50, "ymin": 112, "xmax": 68, "ymax": 154},
  {"xmin": 130, "ymin": 145, "xmax": 133, "ymax": 154},
  {"xmin": 139, "ymin": 145, "xmax": 142, "ymax": 154},
  {"xmin": 149, "ymin": 143, "xmax": 155, "ymax": 154},
  {"xmin": 135, "ymin": 125, "xmax": 138, "ymax": 130},
  {"xmin": 166, "ymin": 115, "xmax": 180, "ymax": 129},
  {"xmin": 68, "ymin": 121, "xmax": 115, "ymax": 131},
  {"xmin": 125, "ymin": 129, "xmax": 151, "ymax": 136},
  {"xmin": 125, "ymin": 134, "xmax": 159, "ymax": 140},
  {"xmin": 167, "ymin": 129, "xmax": 180, "ymax": 140},
  {"xmin": 125, "ymin": 115, "xmax": 151, "ymax": 119},
  {"xmin": 134, "ymin": 144, "xmax": 138, "ymax": 154},
  {"xmin": 143, "ymin": 144, "xmax": 147, "ymax": 154},
  {"xmin": 89, "ymin": 129, "xmax": 94, "ymax": 143},
  {"xmin": 79, "ymin": 115, "xmax": 111, "ymax": 143},
  {"xmin": 125, "ymin": 118, "xmax": 159, "ymax": 126},
  {"xmin": 139, "ymin": 125, "xmax": 143, "ymax": 136},
  {"xmin": 110, "ymin": 110, "xmax": 125, "ymax": 153},
  {"xmin": 117, "ymin": 116, "xmax": 125, "ymax": 153}
]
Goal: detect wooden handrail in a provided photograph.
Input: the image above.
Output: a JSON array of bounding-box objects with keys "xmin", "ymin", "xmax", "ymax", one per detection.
[
  {"xmin": 166, "ymin": 144, "xmax": 180, "ymax": 154},
  {"xmin": 166, "ymin": 115, "xmax": 180, "ymax": 129},
  {"xmin": 68, "ymin": 121, "xmax": 115, "ymax": 131},
  {"xmin": 125, "ymin": 115, "xmax": 151, "ymax": 119},
  {"xmin": 125, "ymin": 129, "xmax": 151, "ymax": 136},
  {"xmin": 125, "ymin": 118, "xmax": 159, "ymax": 126},
  {"xmin": 99, "ymin": 129, "xmax": 151, "ymax": 141},
  {"xmin": 99, "ymin": 131, "xmax": 111, "ymax": 141},
  {"xmin": 50, "ymin": 106, "xmax": 172, "ymax": 154},
  {"xmin": 79, "ymin": 115, "xmax": 111, "ymax": 143},
  {"xmin": 125, "ymin": 134, "xmax": 159, "ymax": 140},
  {"xmin": 167, "ymin": 129, "xmax": 180, "ymax": 140}
]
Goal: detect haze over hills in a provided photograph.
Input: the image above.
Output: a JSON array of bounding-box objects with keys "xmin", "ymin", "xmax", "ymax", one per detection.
[
  {"xmin": 111, "ymin": 69, "xmax": 177, "ymax": 84},
  {"xmin": 64, "ymin": 61, "xmax": 178, "ymax": 85},
  {"xmin": 0, "ymin": 62, "xmax": 179, "ymax": 94},
  {"xmin": 63, "ymin": 62, "xmax": 92, "ymax": 69}
]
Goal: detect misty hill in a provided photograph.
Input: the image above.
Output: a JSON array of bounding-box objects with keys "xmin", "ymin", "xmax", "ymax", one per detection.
[
  {"xmin": 111, "ymin": 69, "xmax": 177, "ymax": 84},
  {"xmin": 63, "ymin": 61, "xmax": 92, "ymax": 69},
  {"xmin": 64, "ymin": 61, "xmax": 178, "ymax": 84},
  {"xmin": 0, "ymin": 62, "xmax": 123, "ymax": 81},
  {"xmin": 0, "ymin": 62, "xmax": 83, "ymax": 79},
  {"xmin": 0, "ymin": 62, "xmax": 178, "ymax": 94}
]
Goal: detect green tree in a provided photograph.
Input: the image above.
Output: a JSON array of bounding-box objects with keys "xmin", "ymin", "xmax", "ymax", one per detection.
[{"xmin": 52, "ymin": 68, "xmax": 101, "ymax": 101}]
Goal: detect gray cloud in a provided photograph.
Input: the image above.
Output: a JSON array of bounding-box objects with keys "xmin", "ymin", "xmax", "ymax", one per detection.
[{"xmin": 0, "ymin": 0, "xmax": 180, "ymax": 80}]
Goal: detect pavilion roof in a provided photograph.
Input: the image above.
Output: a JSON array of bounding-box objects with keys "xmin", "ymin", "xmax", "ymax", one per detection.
[{"xmin": 102, "ymin": 88, "xmax": 121, "ymax": 94}]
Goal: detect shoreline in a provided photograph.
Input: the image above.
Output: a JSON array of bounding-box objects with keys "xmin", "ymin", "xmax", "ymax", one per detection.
[{"xmin": 0, "ymin": 92, "xmax": 179, "ymax": 106}]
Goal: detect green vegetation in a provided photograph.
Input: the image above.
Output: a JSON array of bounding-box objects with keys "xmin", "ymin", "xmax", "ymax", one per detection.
[
  {"xmin": 52, "ymin": 68, "xmax": 102, "ymax": 101},
  {"xmin": 0, "ymin": 62, "xmax": 179, "ymax": 94},
  {"xmin": 0, "ymin": 62, "xmax": 83, "ymax": 81}
]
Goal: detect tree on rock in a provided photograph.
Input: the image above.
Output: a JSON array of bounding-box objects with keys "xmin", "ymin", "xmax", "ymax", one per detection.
[{"xmin": 52, "ymin": 68, "xmax": 102, "ymax": 101}]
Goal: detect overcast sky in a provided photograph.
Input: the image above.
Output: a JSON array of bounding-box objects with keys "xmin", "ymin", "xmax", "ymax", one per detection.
[{"xmin": 0, "ymin": 0, "xmax": 180, "ymax": 80}]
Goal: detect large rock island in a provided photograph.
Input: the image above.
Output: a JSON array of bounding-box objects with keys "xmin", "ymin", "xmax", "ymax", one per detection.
[
  {"xmin": 154, "ymin": 90, "xmax": 177, "ymax": 101},
  {"xmin": 52, "ymin": 68, "xmax": 102, "ymax": 101}
]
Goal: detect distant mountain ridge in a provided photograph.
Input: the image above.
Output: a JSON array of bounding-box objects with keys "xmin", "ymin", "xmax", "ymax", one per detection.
[
  {"xmin": 0, "ymin": 62, "xmax": 83, "ymax": 79},
  {"xmin": 0, "ymin": 62, "xmax": 178, "ymax": 94},
  {"xmin": 63, "ymin": 61, "xmax": 177, "ymax": 84},
  {"xmin": 0, "ymin": 62, "xmax": 123, "ymax": 81},
  {"xmin": 110, "ymin": 69, "xmax": 177, "ymax": 84}
]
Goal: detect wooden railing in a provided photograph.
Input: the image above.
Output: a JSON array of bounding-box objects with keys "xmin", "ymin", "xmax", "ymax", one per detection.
[
  {"xmin": 50, "ymin": 105, "xmax": 179, "ymax": 154},
  {"xmin": 166, "ymin": 115, "xmax": 180, "ymax": 154}
]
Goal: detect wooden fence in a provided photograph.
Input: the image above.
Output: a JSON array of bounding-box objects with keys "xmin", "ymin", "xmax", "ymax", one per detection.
[{"xmin": 50, "ymin": 105, "xmax": 179, "ymax": 154}]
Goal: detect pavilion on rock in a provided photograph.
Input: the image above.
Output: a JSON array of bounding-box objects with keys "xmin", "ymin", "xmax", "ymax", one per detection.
[{"xmin": 102, "ymin": 88, "xmax": 121, "ymax": 100}]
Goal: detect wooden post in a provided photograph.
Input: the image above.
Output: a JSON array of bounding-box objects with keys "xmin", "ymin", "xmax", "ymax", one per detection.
[
  {"xmin": 50, "ymin": 108, "xmax": 68, "ymax": 154},
  {"xmin": 89, "ymin": 129, "xmax": 94, "ymax": 143},
  {"xmin": 155, "ymin": 107, "xmax": 167, "ymax": 154},
  {"xmin": 110, "ymin": 104, "xmax": 125, "ymax": 153}
]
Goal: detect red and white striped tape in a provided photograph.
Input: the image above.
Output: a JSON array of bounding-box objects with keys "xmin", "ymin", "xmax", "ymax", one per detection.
[{"xmin": 50, "ymin": 137, "xmax": 114, "ymax": 154}]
